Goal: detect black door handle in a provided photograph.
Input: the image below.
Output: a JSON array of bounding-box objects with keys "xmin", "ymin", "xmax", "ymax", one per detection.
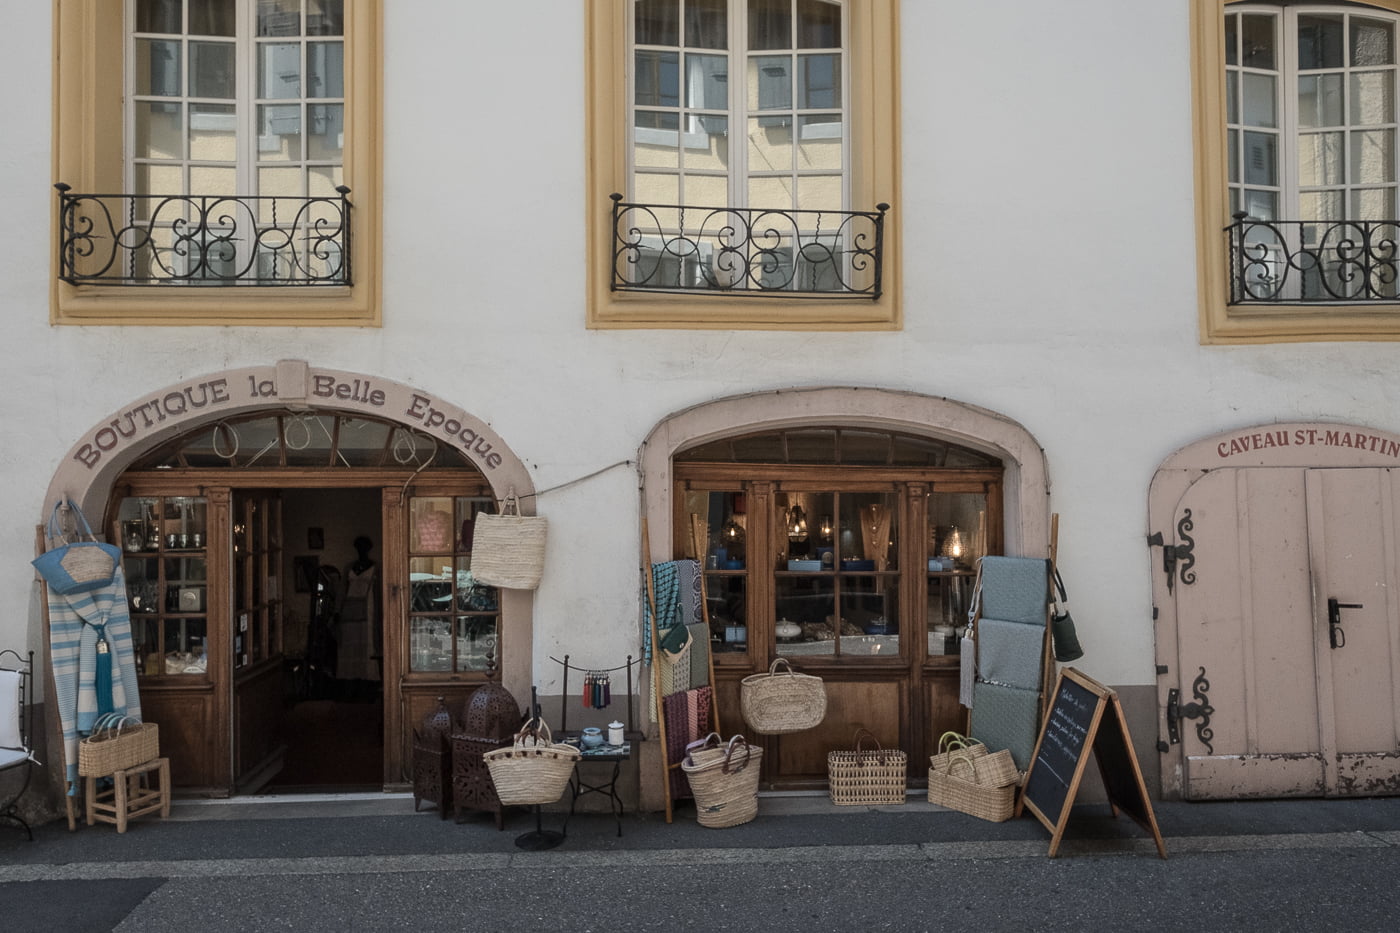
[{"xmin": 1327, "ymin": 598, "xmax": 1363, "ymax": 650}]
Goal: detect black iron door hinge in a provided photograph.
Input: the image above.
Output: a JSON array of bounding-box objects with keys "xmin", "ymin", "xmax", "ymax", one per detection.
[
  {"xmin": 1147, "ymin": 508, "xmax": 1197, "ymax": 593},
  {"xmin": 1165, "ymin": 666, "xmax": 1215, "ymax": 755}
]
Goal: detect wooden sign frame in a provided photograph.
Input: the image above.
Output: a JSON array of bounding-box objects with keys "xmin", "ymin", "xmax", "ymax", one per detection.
[{"xmin": 1018, "ymin": 667, "xmax": 1167, "ymax": 858}]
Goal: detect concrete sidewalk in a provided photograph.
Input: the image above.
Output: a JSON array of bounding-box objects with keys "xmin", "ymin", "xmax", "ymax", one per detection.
[{"xmin": 5, "ymin": 790, "xmax": 1400, "ymax": 878}]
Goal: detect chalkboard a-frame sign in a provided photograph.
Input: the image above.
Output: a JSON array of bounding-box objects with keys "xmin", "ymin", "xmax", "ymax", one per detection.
[{"xmin": 1018, "ymin": 667, "xmax": 1167, "ymax": 859}]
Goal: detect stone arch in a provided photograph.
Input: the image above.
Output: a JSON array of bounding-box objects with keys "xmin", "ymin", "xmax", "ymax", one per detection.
[
  {"xmin": 37, "ymin": 359, "xmax": 538, "ymax": 706},
  {"xmin": 639, "ymin": 386, "xmax": 1051, "ymax": 560},
  {"xmin": 42, "ymin": 360, "xmax": 536, "ymax": 516}
]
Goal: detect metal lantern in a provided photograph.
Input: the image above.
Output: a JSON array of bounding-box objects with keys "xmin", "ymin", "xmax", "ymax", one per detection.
[
  {"xmin": 451, "ymin": 659, "xmax": 522, "ymax": 829},
  {"xmin": 411, "ymin": 696, "xmax": 456, "ymax": 819}
]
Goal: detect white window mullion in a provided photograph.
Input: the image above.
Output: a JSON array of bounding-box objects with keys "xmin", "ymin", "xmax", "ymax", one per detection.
[
  {"xmin": 1281, "ymin": 11, "xmax": 1301, "ymax": 221},
  {"xmin": 730, "ymin": 1, "xmax": 746, "ymax": 210},
  {"xmin": 238, "ymin": 0, "xmax": 256, "ymax": 196}
]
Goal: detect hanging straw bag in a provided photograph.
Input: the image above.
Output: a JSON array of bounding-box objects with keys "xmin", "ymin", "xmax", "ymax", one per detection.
[
  {"xmin": 740, "ymin": 658, "xmax": 827, "ymax": 735},
  {"xmin": 681, "ymin": 733, "xmax": 763, "ymax": 828},
  {"xmin": 79, "ymin": 713, "xmax": 160, "ymax": 777},
  {"xmin": 827, "ymin": 728, "xmax": 907, "ymax": 806},
  {"xmin": 483, "ymin": 719, "xmax": 580, "ymax": 806},
  {"xmin": 928, "ymin": 752, "xmax": 1017, "ymax": 822},
  {"xmin": 32, "ymin": 500, "xmax": 122, "ymax": 596},
  {"xmin": 470, "ymin": 491, "xmax": 548, "ymax": 590}
]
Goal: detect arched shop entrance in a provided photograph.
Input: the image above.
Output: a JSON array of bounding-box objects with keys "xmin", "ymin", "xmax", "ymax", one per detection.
[
  {"xmin": 640, "ymin": 388, "xmax": 1049, "ymax": 789},
  {"xmin": 40, "ymin": 361, "xmax": 536, "ymax": 796}
]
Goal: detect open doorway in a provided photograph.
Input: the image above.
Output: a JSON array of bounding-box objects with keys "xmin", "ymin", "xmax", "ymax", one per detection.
[{"xmin": 262, "ymin": 488, "xmax": 385, "ymax": 793}]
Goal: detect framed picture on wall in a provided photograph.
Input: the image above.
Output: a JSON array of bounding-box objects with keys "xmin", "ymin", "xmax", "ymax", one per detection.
[
  {"xmin": 294, "ymin": 556, "xmax": 319, "ymax": 593},
  {"xmin": 307, "ymin": 527, "xmax": 324, "ymax": 550}
]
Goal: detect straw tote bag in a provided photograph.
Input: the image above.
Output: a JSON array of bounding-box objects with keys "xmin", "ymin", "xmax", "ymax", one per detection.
[
  {"xmin": 470, "ymin": 491, "xmax": 548, "ymax": 590},
  {"xmin": 32, "ymin": 500, "xmax": 122, "ymax": 595},
  {"xmin": 483, "ymin": 719, "xmax": 579, "ymax": 806},
  {"xmin": 740, "ymin": 658, "xmax": 827, "ymax": 734}
]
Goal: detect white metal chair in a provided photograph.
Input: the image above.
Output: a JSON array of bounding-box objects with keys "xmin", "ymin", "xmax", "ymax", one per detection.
[{"xmin": 0, "ymin": 649, "xmax": 36, "ymax": 840}]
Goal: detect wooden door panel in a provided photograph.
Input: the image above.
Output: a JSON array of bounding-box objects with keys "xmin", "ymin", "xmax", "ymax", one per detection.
[
  {"xmin": 773, "ymin": 679, "xmax": 902, "ymax": 778},
  {"xmin": 1308, "ymin": 469, "xmax": 1400, "ymax": 795},
  {"xmin": 1173, "ymin": 468, "xmax": 1323, "ymax": 799},
  {"xmin": 234, "ymin": 663, "xmax": 284, "ymax": 786},
  {"xmin": 922, "ymin": 668, "xmax": 966, "ymax": 757},
  {"xmin": 142, "ymin": 688, "xmax": 218, "ymax": 788}
]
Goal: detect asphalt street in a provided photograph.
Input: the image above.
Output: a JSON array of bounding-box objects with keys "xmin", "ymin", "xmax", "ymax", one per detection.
[{"xmin": 3, "ymin": 793, "xmax": 1400, "ymax": 932}]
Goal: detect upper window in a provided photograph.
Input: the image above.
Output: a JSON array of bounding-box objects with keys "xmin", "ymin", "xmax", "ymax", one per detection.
[
  {"xmin": 586, "ymin": 0, "xmax": 901, "ymax": 329},
  {"xmin": 52, "ymin": 0, "xmax": 381, "ymax": 325},
  {"xmin": 1196, "ymin": 1, "xmax": 1400, "ymax": 341}
]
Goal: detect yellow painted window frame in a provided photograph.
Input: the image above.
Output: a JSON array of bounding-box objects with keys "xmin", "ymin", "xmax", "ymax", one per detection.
[
  {"xmin": 585, "ymin": 0, "xmax": 902, "ymax": 331},
  {"xmin": 1195, "ymin": 0, "xmax": 1400, "ymax": 342},
  {"xmin": 50, "ymin": 0, "xmax": 382, "ymax": 327}
]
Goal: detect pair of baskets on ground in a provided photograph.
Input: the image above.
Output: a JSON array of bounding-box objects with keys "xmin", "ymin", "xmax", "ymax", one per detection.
[
  {"xmin": 78, "ymin": 713, "xmax": 160, "ymax": 777},
  {"xmin": 740, "ymin": 658, "xmax": 827, "ymax": 735},
  {"xmin": 927, "ymin": 730, "xmax": 1021, "ymax": 822},
  {"xmin": 682, "ymin": 732, "xmax": 763, "ymax": 828},
  {"xmin": 828, "ymin": 727, "xmax": 908, "ymax": 806},
  {"xmin": 482, "ymin": 719, "xmax": 580, "ymax": 806}
]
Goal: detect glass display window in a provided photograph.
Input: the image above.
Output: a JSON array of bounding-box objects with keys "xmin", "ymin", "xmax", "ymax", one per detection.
[{"xmin": 117, "ymin": 495, "xmax": 211, "ymax": 679}]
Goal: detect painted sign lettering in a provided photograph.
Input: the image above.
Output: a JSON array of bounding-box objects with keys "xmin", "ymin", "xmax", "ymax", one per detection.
[
  {"xmin": 74, "ymin": 379, "xmax": 233, "ymax": 467},
  {"xmin": 311, "ymin": 375, "xmax": 386, "ymax": 407},
  {"xmin": 72, "ymin": 372, "xmax": 500, "ymax": 472},
  {"xmin": 403, "ymin": 394, "xmax": 504, "ymax": 470},
  {"xmin": 1216, "ymin": 427, "xmax": 1400, "ymax": 460}
]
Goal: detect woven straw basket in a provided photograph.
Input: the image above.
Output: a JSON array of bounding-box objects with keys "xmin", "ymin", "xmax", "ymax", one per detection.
[
  {"xmin": 929, "ymin": 730, "xmax": 988, "ymax": 773},
  {"xmin": 927, "ymin": 753, "xmax": 1017, "ymax": 822},
  {"xmin": 681, "ymin": 733, "xmax": 763, "ymax": 828},
  {"xmin": 926, "ymin": 731, "xmax": 1022, "ymax": 791},
  {"xmin": 828, "ymin": 728, "xmax": 907, "ymax": 806},
  {"xmin": 470, "ymin": 493, "xmax": 548, "ymax": 590},
  {"xmin": 483, "ymin": 720, "xmax": 580, "ymax": 806},
  {"xmin": 740, "ymin": 658, "xmax": 827, "ymax": 735},
  {"xmin": 79, "ymin": 715, "xmax": 160, "ymax": 777},
  {"xmin": 58, "ymin": 546, "xmax": 119, "ymax": 587}
]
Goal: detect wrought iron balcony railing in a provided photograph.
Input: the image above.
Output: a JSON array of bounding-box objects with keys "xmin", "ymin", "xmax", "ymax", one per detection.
[
  {"xmin": 610, "ymin": 194, "xmax": 888, "ymax": 299},
  {"xmin": 1227, "ymin": 211, "xmax": 1400, "ymax": 304},
  {"xmin": 56, "ymin": 184, "xmax": 352, "ymax": 287}
]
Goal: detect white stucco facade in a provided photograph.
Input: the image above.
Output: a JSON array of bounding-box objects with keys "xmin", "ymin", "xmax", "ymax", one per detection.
[{"xmin": 7, "ymin": 2, "xmax": 1400, "ymax": 807}]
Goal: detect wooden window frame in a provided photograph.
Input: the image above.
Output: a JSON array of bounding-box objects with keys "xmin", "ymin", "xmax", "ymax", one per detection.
[
  {"xmin": 1195, "ymin": 0, "xmax": 1400, "ymax": 342},
  {"xmin": 585, "ymin": 0, "xmax": 902, "ymax": 330},
  {"xmin": 51, "ymin": 0, "xmax": 382, "ymax": 326}
]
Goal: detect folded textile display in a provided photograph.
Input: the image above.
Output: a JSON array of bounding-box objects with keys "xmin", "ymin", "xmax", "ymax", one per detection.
[
  {"xmin": 977, "ymin": 617, "xmax": 1045, "ymax": 690},
  {"xmin": 662, "ymin": 685, "xmax": 712, "ymax": 802},
  {"xmin": 644, "ymin": 560, "xmax": 703, "ymax": 664},
  {"xmin": 46, "ymin": 564, "xmax": 143, "ymax": 787},
  {"xmin": 976, "ymin": 556, "xmax": 1050, "ymax": 624},
  {"xmin": 968, "ymin": 680, "xmax": 1040, "ymax": 771},
  {"xmin": 686, "ymin": 622, "xmax": 711, "ymax": 690}
]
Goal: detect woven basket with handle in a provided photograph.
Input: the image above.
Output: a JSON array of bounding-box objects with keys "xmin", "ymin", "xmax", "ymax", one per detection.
[
  {"xmin": 483, "ymin": 720, "xmax": 580, "ymax": 806},
  {"xmin": 740, "ymin": 657, "xmax": 827, "ymax": 735},
  {"xmin": 79, "ymin": 714, "xmax": 160, "ymax": 777},
  {"xmin": 681, "ymin": 733, "xmax": 763, "ymax": 828},
  {"xmin": 927, "ymin": 753, "xmax": 1017, "ymax": 822},
  {"xmin": 469, "ymin": 492, "xmax": 548, "ymax": 590},
  {"xmin": 827, "ymin": 728, "xmax": 907, "ymax": 806}
]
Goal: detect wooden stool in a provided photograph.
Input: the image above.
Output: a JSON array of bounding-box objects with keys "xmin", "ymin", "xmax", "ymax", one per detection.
[{"xmin": 84, "ymin": 757, "xmax": 170, "ymax": 833}]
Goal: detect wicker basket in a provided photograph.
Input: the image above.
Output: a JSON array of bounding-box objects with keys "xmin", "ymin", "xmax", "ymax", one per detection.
[
  {"xmin": 740, "ymin": 658, "xmax": 827, "ymax": 735},
  {"xmin": 927, "ymin": 753, "xmax": 1016, "ymax": 822},
  {"xmin": 827, "ymin": 728, "xmax": 907, "ymax": 806},
  {"xmin": 469, "ymin": 493, "xmax": 548, "ymax": 590},
  {"xmin": 483, "ymin": 720, "xmax": 580, "ymax": 806},
  {"xmin": 78, "ymin": 715, "xmax": 160, "ymax": 777},
  {"xmin": 928, "ymin": 730, "xmax": 987, "ymax": 773},
  {"xmin": 681, "ymin": 733, "xmax": 763, "ymax": 828}
]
